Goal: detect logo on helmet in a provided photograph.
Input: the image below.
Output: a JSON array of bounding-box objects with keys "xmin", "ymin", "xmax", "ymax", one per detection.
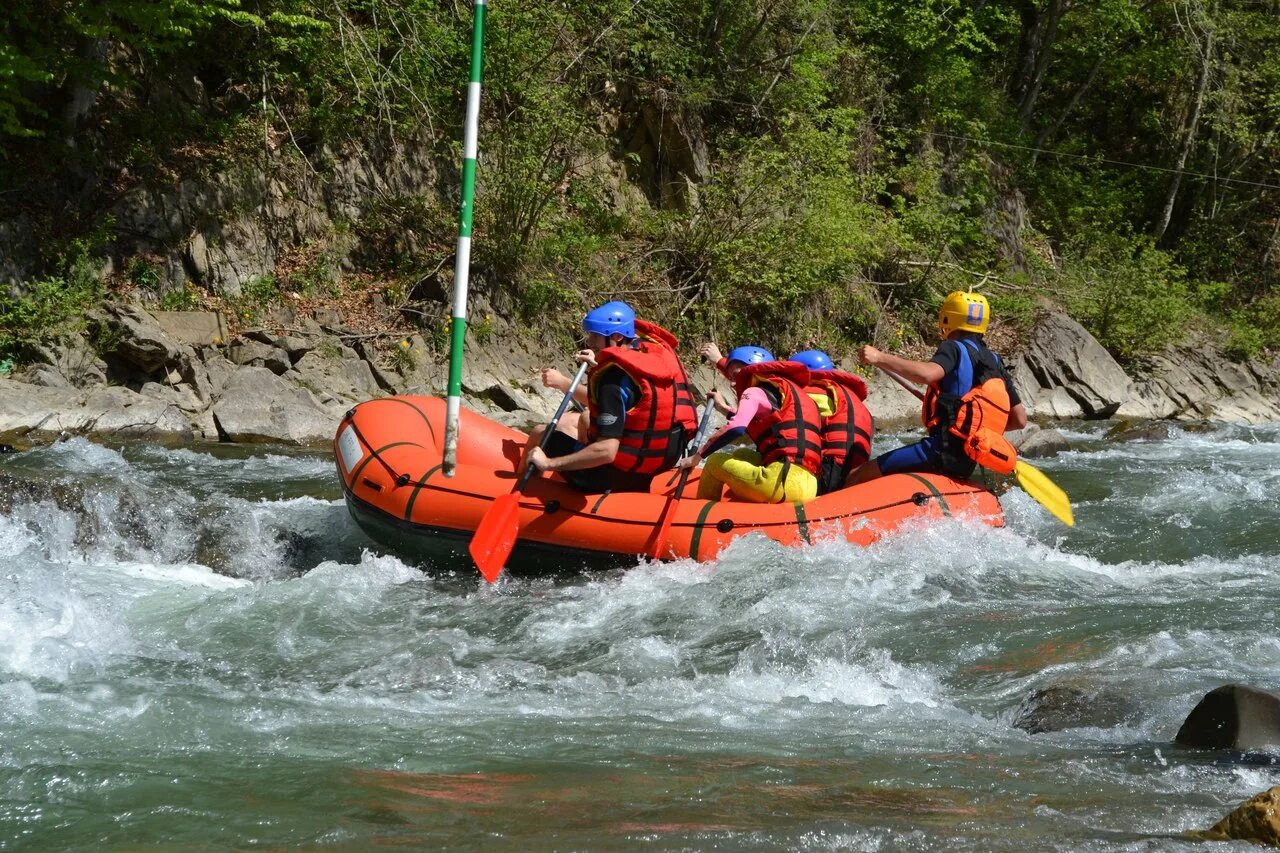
[{"xmin": 966, "ymin": 303, "xmax": 984, "ymax": 325}]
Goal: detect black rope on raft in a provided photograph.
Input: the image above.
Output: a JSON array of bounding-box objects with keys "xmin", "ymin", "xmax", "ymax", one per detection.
[{"xmin": 345, "ymin": 417, "xmax": 436, "ymax": 490}]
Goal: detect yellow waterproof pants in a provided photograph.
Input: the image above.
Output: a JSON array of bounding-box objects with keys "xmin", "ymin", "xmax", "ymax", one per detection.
[{"xmin": 697, "ymin": 447, "xmax": 819, "ymax": 504}]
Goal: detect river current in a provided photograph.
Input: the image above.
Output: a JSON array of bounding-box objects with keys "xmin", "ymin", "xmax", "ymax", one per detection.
[{"xmin": 1, "ymin": 424, "xmax": 1278, "ymax": 848}]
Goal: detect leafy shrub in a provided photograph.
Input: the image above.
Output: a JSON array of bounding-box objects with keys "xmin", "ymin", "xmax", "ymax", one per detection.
[
  {"xmin": 1059, "ymin": 233, "xmax": 1189, "ymax": 359},
  {"xmin": 0, "ymin": 235, "xmax": 106, "ymax": 361}
]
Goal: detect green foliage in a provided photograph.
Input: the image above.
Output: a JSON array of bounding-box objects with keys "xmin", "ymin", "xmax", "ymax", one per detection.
[
  {"xmin": 0, "ymin": 0, "xmax": 258, "ymax": 138},
  {"xmin": 3, "ymin": 0, "xmax": 1280, "ymax": 362},
  {"xmin": 226, "ymin": 275, "xmax": 280, "ymax": 325},
  {"xmin": 158, "ymin": 284, "xmax": 201, "ymax": 312},
  {"xmin": 1225, "ymin": 295, "xmax": 1280, "ymax": 359},
  {"xmin": 1059, "ymin": 233, "xmax": 1189, "ymax": 359},
  {"xmin": 0, "ymin": 233, "xmax": 106, "ymax": 360}
]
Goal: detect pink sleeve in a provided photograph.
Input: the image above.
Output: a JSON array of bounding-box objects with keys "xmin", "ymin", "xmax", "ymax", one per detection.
[
  {"xmin": 726, "ymin": 387, "xmax": 772, "ymax": 429},
  {"xmin": 698, "ymin": 387, "xmax": 773, "ymax": 454}
]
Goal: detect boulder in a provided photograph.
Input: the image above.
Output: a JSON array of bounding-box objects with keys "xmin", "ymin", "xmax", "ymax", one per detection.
[
  {"xmin": 1105, "ymin": 419, "xmax": 1172, "ymax": 443},
  {"xmin": 0, "ymin": 378, "xmax": 192, "ymax": 442},
  {"xmin": 459, "ymin": 334, "xmax": 562, "ymax": 420},
  {"xmin": 1208, "ymin": 787, "xmax": 1280, "ymax": 845},
  {"xmin": 18, "ymin": 363, "xmax": 74, "ymax": 389},
  {"xmin": 1012, "ymin": 684, "xmax": 1135, "ymax": 734},
  {"xmin": 1007, "ymin": 424, "xmax": 1070, "ymax": 458},
  {"xmin": 1176, "ymin": 684, "xmax": 1280, "ymax": 752},
  {"xmin": 201, "ymin": 351, "xmax": 237, "ymax": 397},
  {"xmin": 1120, "ymin": 347, "xmax": 1280, "ymax": 423},
  {"xmin": 139, "ymin": 380, "xmax": 206, "ymax": 414},
  {"xmin": 227, "ymin": 338, "xmax": 290, "ymax": 374},
  {"xmin": 32, "ymin": 335, "xmax": 108, "ymax": 387},
  {"xmin": 152, "ymin": 311, "xmax": 228, "ymax": 347},
  {"xmin": 94, "ymin": 304, "xmax": 183, "ymax": 374},
  {"xmin": 290, "ymin": 347, "xmax": 380, "ymax": 405},
  {"xmin": 1012, "ymin": 311, "xmax": 1133, "ymax": 419},
  {"xmin": 860, "ymin": 369, "xmax": 922, "ymax": 428},
  {"xmin": 211, "ymin": 366, "xmax": 335, "ymax": 445},
  {"xmin": 82, "ymin": 387, "xmax": 195, "ymax": 441}
]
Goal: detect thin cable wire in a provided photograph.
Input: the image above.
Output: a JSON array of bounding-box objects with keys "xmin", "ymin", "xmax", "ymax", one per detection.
[{"xmin": 906, "ymin": 126, "xmax": 1280, "ymax": 193}]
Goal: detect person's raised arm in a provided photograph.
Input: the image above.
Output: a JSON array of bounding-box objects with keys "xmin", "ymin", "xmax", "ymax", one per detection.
[{"xmin": 857, "ymin": 345, "xmax": 944, "ymax": 387}]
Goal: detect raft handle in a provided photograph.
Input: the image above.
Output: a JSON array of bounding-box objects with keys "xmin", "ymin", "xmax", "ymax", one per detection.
[
  {"xmin": 543, "ymin": 500, "xmax": 560, "ymax": 515},
  {"xmin": 911, "ymin": 492, "xmax": 929, "ymax": 506},
  {"xmin": 361, "ymin": 478, "xmax": 383, "ymax": 493},
  {"xmin": 716, "ymin": 519, "xmax": 734, "ymax": 533}
]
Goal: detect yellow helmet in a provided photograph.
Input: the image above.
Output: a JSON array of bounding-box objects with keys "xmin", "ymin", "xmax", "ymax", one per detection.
[{"xmin": 938, "ymin": 291, "xmax": 991, "ymax": 337}]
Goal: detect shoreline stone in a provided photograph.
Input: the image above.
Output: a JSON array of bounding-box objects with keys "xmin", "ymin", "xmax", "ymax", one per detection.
[{"xmin": 2, "ymin": 304, "xmax": 1278, "ymax": 447}]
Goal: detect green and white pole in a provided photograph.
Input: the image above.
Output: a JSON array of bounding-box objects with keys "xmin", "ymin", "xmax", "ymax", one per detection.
[{"xmin": 443, "ymin": 0, "xmax": 487, "ymax": 478}]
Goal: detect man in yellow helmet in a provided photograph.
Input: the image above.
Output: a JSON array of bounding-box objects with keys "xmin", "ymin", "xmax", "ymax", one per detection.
[{"xmin": 846, "ymin": 291, "xmax": 1028, "ymax": 484}]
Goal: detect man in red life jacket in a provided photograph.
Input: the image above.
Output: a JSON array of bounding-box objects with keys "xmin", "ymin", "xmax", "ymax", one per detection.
[
  {"xmin": 523, "ymin": 301, "xmax": 696, "ymax": 493},
  {"xmin": 788, "ymin": 349, "xmax": 874, "ymax": 495},
  {"xmin": 678, "ymin": 347, "xmax": 824, "ymax": 503},
  {"xmin": 846, "ymin": 291, "xmax": 1027, "ymax": 485}
]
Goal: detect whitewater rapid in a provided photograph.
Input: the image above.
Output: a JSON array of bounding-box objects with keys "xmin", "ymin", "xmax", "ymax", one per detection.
[{"xmin": 2, "ymin": 425, "xmax": 1278, "ymax": 847}]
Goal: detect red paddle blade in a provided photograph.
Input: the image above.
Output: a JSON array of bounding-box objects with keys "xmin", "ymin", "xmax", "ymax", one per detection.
[{"xmin": 469, "ymin": 493, "xmax": 522, "ymax": 583}]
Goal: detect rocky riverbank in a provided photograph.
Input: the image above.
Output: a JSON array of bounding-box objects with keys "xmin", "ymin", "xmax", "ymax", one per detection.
[{"xmin": 1, "ymin": 302, "xmax": 1278, "ymax": 448}]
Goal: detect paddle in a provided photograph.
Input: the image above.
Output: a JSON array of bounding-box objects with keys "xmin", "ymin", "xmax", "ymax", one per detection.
[
  {"xmin": 876, "ymin": 366, "xmax": 1074, "ymax": 527},
  {"xmin": 469, "ymin": 362, "xmax": 590, "ymax": 583},
  {"xmin": 648, "ymin": 402, "xmax": 717, "ymax": 559}
]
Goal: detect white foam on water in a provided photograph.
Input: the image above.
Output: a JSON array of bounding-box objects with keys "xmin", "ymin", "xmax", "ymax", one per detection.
[{"xmin": 3, "ymin": 426, "xmax": 1280, "ymax": 846}]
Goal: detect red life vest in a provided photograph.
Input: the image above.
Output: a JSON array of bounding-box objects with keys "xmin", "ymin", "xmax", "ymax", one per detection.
[
  {"xmin": 733, "ymin": 361, "xmax": 823, "ymax": 475},
  {"xmin": 808, "ymin": 369, "xmax": 874, "ymax": 471},
  {"xmin": 588, "ymin": 336, "xmax": 691, "ymax": 475},
  {"xmin": 634, "ymin": 319, "xmax": 697, "ymax": 438},
  {"xmin": 921, "ymin": 340, "xmax": 1018, "ymax": 474}
]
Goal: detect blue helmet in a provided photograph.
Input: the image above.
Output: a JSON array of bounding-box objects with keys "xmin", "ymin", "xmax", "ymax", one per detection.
[
  {"xmin": 726, "ymin": 345, "xmax": 774, "ymax": 367},
  {"xmin": 582, "ymin": 300, "xmax": 636, "ymax": 339},
  {"xmin": 789, "ymin": 349, "xmax": 834, "ymax": 371}
]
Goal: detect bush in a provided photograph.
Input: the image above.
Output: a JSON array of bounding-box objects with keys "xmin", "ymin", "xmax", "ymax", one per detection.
[
  {"xmin": 0, "ymin": 235, "xmax": 107, "ymax": 361},
  {"xmin": 1059, "ymin": 233, "xmax": 1189, "ymax": 359},
  {"xmin": 1225, "ymin": 294, "xmax": 1280, "ymax": 359}
]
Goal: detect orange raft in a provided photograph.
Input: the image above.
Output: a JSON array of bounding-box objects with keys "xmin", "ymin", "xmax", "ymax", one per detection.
[{"xmin": 334, "ymin": 396, "xmax": 1004, "ymax": 571}]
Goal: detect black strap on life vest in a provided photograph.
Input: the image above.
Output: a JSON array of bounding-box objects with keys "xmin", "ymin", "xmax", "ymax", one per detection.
[{"xmin": 825, "ymin": 382, "xmax": 872, "ymax": 481}]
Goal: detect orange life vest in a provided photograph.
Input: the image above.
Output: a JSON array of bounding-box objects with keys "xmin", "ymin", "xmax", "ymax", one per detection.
[
  {"xmin": 588, "ymin": 338, "xmax": 690, "ymax": 475},
  {"xmin": 633, "ymin": 319, "xmax": 698, "ymax": 439},
  {"xmin": 808, "ymin": 369, "xmax": 874, "ymax": 472},
  {"xmin": 921, "ymin": 339, "xmax": 1017, "ymax": 474},
  {"xmin": 733, "ymin": 361, "xmax": 823, "ymax": 475}
]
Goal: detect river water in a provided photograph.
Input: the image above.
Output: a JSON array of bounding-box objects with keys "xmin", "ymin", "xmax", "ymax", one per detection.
[{"xmin": 1, "ymin": 424, "xmax": 1278, "ymax": 848}]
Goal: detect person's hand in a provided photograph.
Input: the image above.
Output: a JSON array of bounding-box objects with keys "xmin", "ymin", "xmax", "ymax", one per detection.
[
  {"xmin": 540, "ymin": 367, "xmax": 569, "ymax": 391},
  {"xmin": 707, "ymin": 389, "xmax": 733, "ymax": 415},
  {"xmin": 698, "ymin": 342, "xmax": 723, "ymax": 364},
  {"xmin": 526, "ymin": 446, "xmax": 551, "ymax": 472},
  {"xmin": 857, "ymin": 345, "xmax": 882, "ymax": 367},
  {"xmin": 573, "ymin": 348, "xmax": 598, "ymax": 368},
  {"xmin": 676, "ymin": 452, "xmax": 700, "ymax": 470}
]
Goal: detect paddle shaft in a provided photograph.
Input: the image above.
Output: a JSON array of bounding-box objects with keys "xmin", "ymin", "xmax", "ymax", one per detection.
[
  {"xmin": 879, "ymin": 365, "xmax": 925, "ymax": 401},
  {"xmin": 516, "ymin": 361, "xmax": 590, "ymax": 493},
  {"xmin": 650, "ymin": 402, "xmax": 717, "ymax": 558}
]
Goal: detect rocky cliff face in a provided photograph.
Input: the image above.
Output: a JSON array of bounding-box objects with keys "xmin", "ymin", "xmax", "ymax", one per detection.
[{"xmin": 0, "ymin": 302, "xmax": 737, "ymax": 446}]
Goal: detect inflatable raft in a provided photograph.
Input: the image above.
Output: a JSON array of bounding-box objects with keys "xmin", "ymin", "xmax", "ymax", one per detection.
[{"xmin": 334, "ymin": 396, "xmax": 1004, "ymax": 571}]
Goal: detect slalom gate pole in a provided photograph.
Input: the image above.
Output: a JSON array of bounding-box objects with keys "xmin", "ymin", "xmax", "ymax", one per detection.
[{"xmin": 443, "ymin": 0, "xmax": 487, "ymax": 477}]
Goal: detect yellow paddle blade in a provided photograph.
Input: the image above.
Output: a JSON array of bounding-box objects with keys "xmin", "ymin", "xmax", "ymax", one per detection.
[{"xmin": 1014, "ymin": 460, "xmax": 1075, "ymax": 527}]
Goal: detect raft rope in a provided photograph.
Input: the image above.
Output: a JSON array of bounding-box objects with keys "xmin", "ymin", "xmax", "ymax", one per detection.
[{"xmin": 344, "ymin": 411, "xmax": 435, "ymax": 490}]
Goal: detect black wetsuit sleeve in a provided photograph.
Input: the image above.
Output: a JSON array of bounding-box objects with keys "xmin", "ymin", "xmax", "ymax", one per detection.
[
  {"xmin": 929, "ymin": 341, "xmax": 960, "ymax": 375},
  {"xmin": 593, "ymin": 367, "xmax": 633, "ymax": 439}
]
